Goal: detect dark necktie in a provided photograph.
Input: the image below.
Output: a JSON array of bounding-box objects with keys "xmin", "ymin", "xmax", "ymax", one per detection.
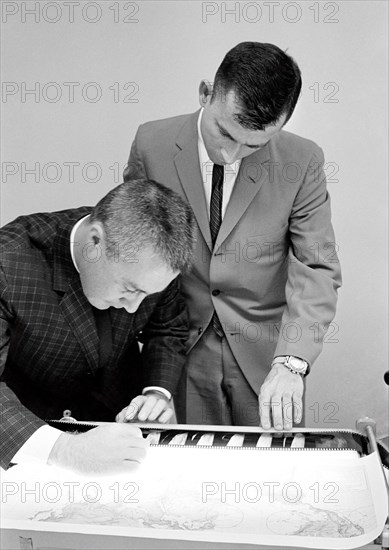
[
  {"xmin": 93, "ymin": 308, "xmax": 113, "ymax": 367},
  {"xmin": 210, "ymin": 164, "xmax": 224, "ymax": 248},
  {"xmin": 210, "ymin": 164, "xmax": 224, "ymax": 337}
]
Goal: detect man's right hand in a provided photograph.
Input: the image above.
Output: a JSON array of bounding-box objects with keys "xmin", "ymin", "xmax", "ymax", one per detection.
[{"xmin": 47, "ymin": 424, "xmax": 148, "ymax": 475}]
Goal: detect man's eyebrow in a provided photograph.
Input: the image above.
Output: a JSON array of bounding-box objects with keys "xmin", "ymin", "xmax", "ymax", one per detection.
[
  {"xmin": 217, "ymin": 121, "xmax": 236, "ymax": 142},
  {"xmin": 216, "ymin": 121, "xmax": 270, "ymax": 149},
  {"xmin": 246, "ymin": 139, "xmax": 270, "ymax": 150}
]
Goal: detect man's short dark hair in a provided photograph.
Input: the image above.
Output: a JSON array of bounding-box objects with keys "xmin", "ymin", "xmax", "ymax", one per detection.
[
  {"xmin": 90, "ymin": 179, "xmax": 196, "ymax": 272},
  {"xmin": 211, "ymin": 42, "xmax": 302, "ymax": 131}
]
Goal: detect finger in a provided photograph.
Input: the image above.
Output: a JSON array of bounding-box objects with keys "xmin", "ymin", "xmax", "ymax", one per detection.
[
  {"xmin": 258, "ymin": 394, "xmax": 272, "ymax": 430},
  {"xmin": 148, "ymin": 399, "xmax": 169, "ymax": 421},
  {"xmin": 125, "ymin": 396, "xmax": 146, "ymax": 421},
  {"xmin": 293, "ymin": 393, "xmax": 303, "ymax": 423},
  {"xmin": 271, "ymin": 397, "xmax": 283, "ymax": 431},
  {"xmin": 116, "ymin": 405, "xmax": 143, "ymax": 423},
  {"xmin": 282, "ymin": 393, "xmax": 293, "ymax": 430},
  {"xmin": 115, "ymin": 407, "xmax": 128, "ymax": 423},
  {"xmin": 123, "ymin": 438, "xmax": 149, "ymax": 464},
  {"xmin": 122, "ymin": 424, "xmax": 144, "ymax": 439},
  {"xmin": 127, "ymin": 436, "xmax": 149, "ymax": 451},
  {"xmin": 108, "ymin": 423, "xmax": 145, "ymax": 440},
  {"xmin": 158, "ymin": 407, "xmax": 174, "ymax": 423},
  {"xmin": 123, "ymin": 445, "xmax": 148, "ymax": 464},
  {"xmin": 137, "ymin": 396, "xmax": 158, "ymax": 421}
]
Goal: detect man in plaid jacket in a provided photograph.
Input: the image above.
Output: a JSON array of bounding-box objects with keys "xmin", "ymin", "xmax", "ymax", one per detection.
[{"xmin": 0, "ymin": 179, "xmax": 195, "ymax": 474}]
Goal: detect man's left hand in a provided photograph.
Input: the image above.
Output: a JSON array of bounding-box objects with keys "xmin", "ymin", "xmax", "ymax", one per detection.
[
  {"xmin": 116, "ymin": 392, "xmax": 173, "ymax": 423},
  {"xmin": 258, "ymin": 364, "xmax": 304, "ymax": 430}
]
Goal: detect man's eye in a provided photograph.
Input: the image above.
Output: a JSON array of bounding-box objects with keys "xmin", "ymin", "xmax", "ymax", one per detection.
[
  {"xmin": 123, "ymin": 288, "xmax": 137, "ymax": 294},
  {"xmin": 218, "ymin": 127, "xmax": 231, "ymax": 139}
]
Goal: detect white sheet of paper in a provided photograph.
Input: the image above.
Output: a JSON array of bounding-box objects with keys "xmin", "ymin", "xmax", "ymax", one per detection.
[{"xmin": 1, "ymin": 446, "xmax": 387, "ymax": 549}]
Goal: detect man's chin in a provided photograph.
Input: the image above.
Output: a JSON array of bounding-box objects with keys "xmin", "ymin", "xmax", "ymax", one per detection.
[
  {"xmin": 209, "ymin": 155, "xmax": 224, "ymax": 165},
  {"xmin": 88, "ymin": 299, "xmax": 110, "ymax": 310}
]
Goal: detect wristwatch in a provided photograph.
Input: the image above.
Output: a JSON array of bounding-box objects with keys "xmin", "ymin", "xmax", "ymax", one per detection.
[{"xmin": 272, "ymin": 355, "xmax": 309, "ymax": 376}]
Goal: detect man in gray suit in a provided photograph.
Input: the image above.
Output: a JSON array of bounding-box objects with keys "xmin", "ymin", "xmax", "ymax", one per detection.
[{"xmin": 124, "ymin": 42, "xmax": 342, "ymax": 430}]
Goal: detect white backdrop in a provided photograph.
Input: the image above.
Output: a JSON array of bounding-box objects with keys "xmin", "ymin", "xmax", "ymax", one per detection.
[{"xmin": 1, "ymin": 0, "xmax": 388, "ymax": 435}]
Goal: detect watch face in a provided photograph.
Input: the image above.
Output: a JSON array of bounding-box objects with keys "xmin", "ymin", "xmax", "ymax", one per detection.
[{"xmin": 289, "ymin": 357, "xmax": 306, "ymax": 372}]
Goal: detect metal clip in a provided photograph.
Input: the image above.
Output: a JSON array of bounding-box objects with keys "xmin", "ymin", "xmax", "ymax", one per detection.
[{"xmin": 60, "ymin": 409, "xmax": 77, "ymax": 422}]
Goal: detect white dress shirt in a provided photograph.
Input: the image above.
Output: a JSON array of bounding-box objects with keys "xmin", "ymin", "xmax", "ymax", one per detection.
[{"xmin": 197, "ymin": 108, "xmax": 241, "ymax": 219}]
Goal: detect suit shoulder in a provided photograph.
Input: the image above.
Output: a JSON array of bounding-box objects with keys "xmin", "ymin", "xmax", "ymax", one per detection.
[
  {"xmin": 135, "ymin": 112, "xmax": 195, "ymax": 147},
  {"xmin": 272, "ymin": 130, "xmax": 324, "ymax": 162},
  {"xmin": 139, "ymin": 113, "xmax": 193, "ymax": 133},
  {"xmin": 0, "ymin": 207, "xmax": 91, "ymax": 251}
]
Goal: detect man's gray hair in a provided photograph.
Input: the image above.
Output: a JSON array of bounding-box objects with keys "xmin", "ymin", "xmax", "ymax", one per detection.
[{"xmin": 90, "ymin": 179, "xmax": 196, "ymax": 272}]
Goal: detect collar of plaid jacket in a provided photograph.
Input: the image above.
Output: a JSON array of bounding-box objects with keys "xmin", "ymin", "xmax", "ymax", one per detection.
[{"xmin": 52, "ymin": 208, "xmax": 91, "ymax": 293}]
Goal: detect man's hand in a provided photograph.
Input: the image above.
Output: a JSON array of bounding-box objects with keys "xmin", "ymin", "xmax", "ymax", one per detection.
[
  {"xmin": 258, "ymin": 364, "xmax": 304, "ymax": 430},
  {"xmin": 48, "ymin": 424, "xmax": 148, "ymax": 475},
  {"xmin": 116, "ymin": 392, "xmax": 173, "ymax": 423}
]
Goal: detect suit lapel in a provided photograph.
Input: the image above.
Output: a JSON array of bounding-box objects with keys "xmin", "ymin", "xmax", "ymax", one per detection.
[
  {"xmin": 52, "ymin": 221, "xmax": 100, "ymax": 373},
  {"xmin": 214, "ymin": 146, "xmax": 271, "ymax": 250},
  {"xmin": 59, "ymin": 278, "xmax": 100, "ymax": 372},
  {"xmin": 174, "ymin": 111, "xmax": 212, "ymax": 250}
]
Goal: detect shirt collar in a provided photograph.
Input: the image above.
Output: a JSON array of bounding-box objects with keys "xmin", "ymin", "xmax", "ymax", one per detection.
[
  {"xmin": 69, "ymin": 215, "xmax": 89, "ymax": 273},
  {"xmin": 197, "ymin": 108, "xmax": 210, "ymax": 163}
]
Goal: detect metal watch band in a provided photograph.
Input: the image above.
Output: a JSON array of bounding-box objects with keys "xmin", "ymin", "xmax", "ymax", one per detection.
[{"xmin": 271, "ymin": 355, "xmax": 308, "ymax": 376}]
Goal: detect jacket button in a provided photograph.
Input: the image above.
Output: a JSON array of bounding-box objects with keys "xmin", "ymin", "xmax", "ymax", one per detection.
[
  {"xmin": 212, "ymin": 289, "xmax": 220, "ymax": 296},
  {"xmin": 198, "ymin": 327, "xmax": 203, "ymax": 335}
]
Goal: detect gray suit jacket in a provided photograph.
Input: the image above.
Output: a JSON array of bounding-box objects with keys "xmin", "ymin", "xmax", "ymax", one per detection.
[{"xmin": 124, "ymin": 110, "xmax": 342, "ymax": 394}]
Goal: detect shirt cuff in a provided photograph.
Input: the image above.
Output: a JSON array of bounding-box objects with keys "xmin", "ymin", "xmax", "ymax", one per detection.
[
  {"xmin": 142, "ymin": 386, "xmax": 171, "ymax": 401},
  {"xmin": 11, "ymin": 425, "xmax": 63, "ymax": 465}
]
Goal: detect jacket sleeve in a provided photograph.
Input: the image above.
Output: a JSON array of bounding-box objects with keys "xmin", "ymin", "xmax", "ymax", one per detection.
[
  {"xmin": 124, "ymin": 130, "xmax": 189, "ymax": 392},
  {"xmin": 273, "ymin": 146, "xmax": 342, "ymax": 366},
  {"xmin": 139, "ymin": 277, "xmax": 189, "ymax": 396},
  {"xmin": 0, "ymin": 268, "xmax": 45, "ymax": 469}
]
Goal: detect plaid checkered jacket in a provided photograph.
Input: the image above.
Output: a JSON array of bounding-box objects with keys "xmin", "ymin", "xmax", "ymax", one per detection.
[{"xmin": 0, "ymin": 208, "xmax": 188, "ymax": 468}]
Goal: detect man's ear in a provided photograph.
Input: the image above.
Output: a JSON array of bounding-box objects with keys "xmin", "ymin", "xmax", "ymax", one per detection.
[
  {"xmin": 198, "ymin": 80, "xmax": 213, "ymax": 107},
  {"xmin": 88, "ymin": 222, "xmax": 105, "ymax": 247}
]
